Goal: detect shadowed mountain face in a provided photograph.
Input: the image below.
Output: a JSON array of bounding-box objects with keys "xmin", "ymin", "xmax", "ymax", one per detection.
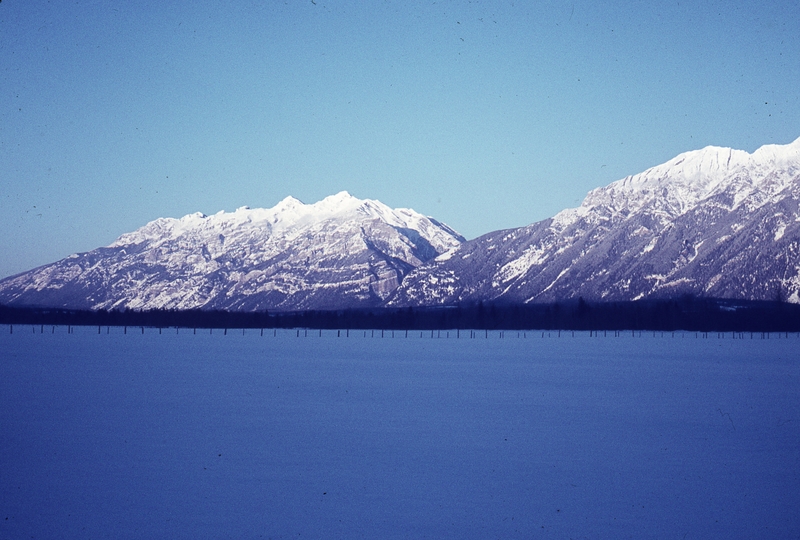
[
  {"xmin": 389, "ymin": 137, "xmax": 800, "ymax": 306},
  {"xmin": 0, "ymin": 192, "xmax": 464, "ymax": 311}
]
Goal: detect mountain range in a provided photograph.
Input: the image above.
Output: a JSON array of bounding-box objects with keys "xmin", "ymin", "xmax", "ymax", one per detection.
[
  {"xmin": 1, "ymin": 137, "xmax": 798, "ymax": 310},
  {"xmin": 0, "ymin": 192, "xmax": 463, "ymax": 310},
  {"xmin": 390, "ymin": 137, "xmax": 800, "ymax": 306}
]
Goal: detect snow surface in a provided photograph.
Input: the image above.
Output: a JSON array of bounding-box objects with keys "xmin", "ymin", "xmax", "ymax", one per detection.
[
  {"xmin": 1, "ymin": 327, "xmax": 798, "ymax": 539},
  {"xmin": 109, "ymin": 191, "xmax": 462, "ymax": 254},
  {"xmin": 393, "ymin": 136, "xmax": 800, "ymax": 306},
  {"xmin": 0, "ymin": 191, "xmax": 466, "ymax": 311},
  {"xmin": 571, "ymin": 135, "xmax": 800, "ymax": 224}
]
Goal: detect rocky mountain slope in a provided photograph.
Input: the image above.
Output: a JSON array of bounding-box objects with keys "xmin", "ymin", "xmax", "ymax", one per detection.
[
  {"xmin": 0, "ymin": 192, "xmax": 464, "ymax": 310},
  {"xmin": 389, "ymin": 137, "xmax": 800, "ymax": 306},
  {"xmin": 3, "ymin": 138, "xmax": 799, "ymax": 312}
]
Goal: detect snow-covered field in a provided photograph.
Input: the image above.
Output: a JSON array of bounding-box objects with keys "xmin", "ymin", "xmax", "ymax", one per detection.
[{"xmin": 1, "ymin": 326, "xmax": 798, "ymax": 539}]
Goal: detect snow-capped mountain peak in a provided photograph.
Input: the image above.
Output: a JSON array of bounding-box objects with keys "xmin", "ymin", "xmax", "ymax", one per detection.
[
  {"xmin": 751, "ymin": 135, "xmax": 800, "ymax": 166},
  {"xmin": 572, "ymin": 137, "xmax": 800, "ymax": 225},
  {"xmin": 0, "ymin": 192, "xmax": 464, "ymax": 311},
  {"xmin": 110, "ymin": 191, "xmax": 459, "ymax": 250},
  {"xmin": 3, "ymin": 137, "xmax": 799, "ymax": 312},
  {"xmin": 390, "ymin": 136, "xmax": 800, "ymax": 306}
]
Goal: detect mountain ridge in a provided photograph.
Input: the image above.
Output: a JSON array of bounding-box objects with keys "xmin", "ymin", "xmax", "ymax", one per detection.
[
  {"xmin": 389, "ymin": 137, "xmax": 800, "ymax": 306},
  {"xmin": 0, "ymin": 191, "xmax": 464, "ymax": 311},
  {"xmin": 2, "ymin": 137, "xmax": 799, "ymax": 310}
]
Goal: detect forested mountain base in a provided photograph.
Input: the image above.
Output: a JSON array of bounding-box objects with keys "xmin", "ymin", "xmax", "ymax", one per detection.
[{"xmin": 2, "ymin": 298, "xmax": 799, "ymax": 332}]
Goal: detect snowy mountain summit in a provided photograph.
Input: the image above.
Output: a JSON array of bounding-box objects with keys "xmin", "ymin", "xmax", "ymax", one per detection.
[
  {"xmin": 0, "ymin": 192, "xmax": 464, "ymax": 310},
  {"xmin": 390, "ymin": 137, "xmax": 800, "ymax": 306},
  {"xmin": 3, "ymin": 137, "xmax": 799, "ymax": 312}
]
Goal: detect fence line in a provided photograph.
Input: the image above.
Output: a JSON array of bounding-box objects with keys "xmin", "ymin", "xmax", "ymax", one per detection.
[{"xmin": 3, "ymin": 324, "xmax": 799, "ymax": 341}]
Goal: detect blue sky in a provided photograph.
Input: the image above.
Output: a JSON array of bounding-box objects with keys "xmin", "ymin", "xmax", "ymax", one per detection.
[{"xmin": 1, "ymin": 0, "xmax": 798, "ymax": 279}]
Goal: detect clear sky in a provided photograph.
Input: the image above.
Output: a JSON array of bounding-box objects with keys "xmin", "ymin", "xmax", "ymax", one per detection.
[{"xmin": 1, "ymin": 0, "xmax": 798, "ymax": 279}]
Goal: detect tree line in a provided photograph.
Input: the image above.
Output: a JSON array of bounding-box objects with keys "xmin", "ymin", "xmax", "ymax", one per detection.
[{"xmin": 2, "ymin": 297, "xmax": 799, "ymax": 332}]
